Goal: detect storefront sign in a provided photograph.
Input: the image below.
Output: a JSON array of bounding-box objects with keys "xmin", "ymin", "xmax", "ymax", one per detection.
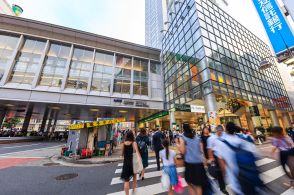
[
  {"xmin": 68, "ymin": 123, "xmax": 85, "ymax": 130},
  {"xmin": 113, "ymin": 99, "xmax": 123, "ymax": 103},
  {"xmin": 69, "ymin": 118, "xmax": 126, "ymax": 130},
  {"xmin": 138, "ymin": 111, "xmax": 169, "ymax": 123},
  {"xmin": 190, "ymin": 105, "xmax": 205, "ymax": 113},
  {"xmin": 135, "ymin": 101, "xmax": 149, "ymax": 108},
  {"xmin": 252, "ymin": 0, "xmax": 294, "ymax": 61},
  {"xmin": 174, "ymin": 104, "xmax": 191, "ymax": 112}
]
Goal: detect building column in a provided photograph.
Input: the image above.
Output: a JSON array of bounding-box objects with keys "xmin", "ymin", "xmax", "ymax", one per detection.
[
  {"xmin": 22, "ymin": 104, "xmax": 34, "ymax": 132},
  {"xmin": 0, "ymin": 109, "xmax": 7, "ymax": 129},
  {"xmin": 40, "ymin": 107, "xmax": 49, "ymax": 132},
  {"xmin": 269, "ymin": 110, "xmax": 280, "ymax": 127},
  {"xmin": 46, "ymin": 110, "xmax": 55, "ymax": 132},
  {"xmin": 51, "ymin": 111, "xmax": 59, "ymax": 132},
  {"xmin": 204, "ymin": 93, "xmax": 219, "ymax": 131},
  {"xmin": 155, "ymin": 118, "xmax": 160, "ymax": 129},
  {"xmin": 169, "ymin": 111, "xmax": 176, "ymax": 130},
  {"xmin": 282, "ymin": 112, "xmax": 291, "ymax": 128}
]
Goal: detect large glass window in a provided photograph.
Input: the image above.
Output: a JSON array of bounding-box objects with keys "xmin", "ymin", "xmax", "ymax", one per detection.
[
  {"xmin": 133, "ymin": 58, "xmax": 148, "ymax": 96},
  {"xmin": 113, "ymin": 54, "xmax": 132, "ymax": 94},
  {"xmin": 91, "ymin": 51, "xmax": 113, "ymax": 92},
  {"xmin": 39, "ymin": 42, "xmax": 70, "ymax": 87},
  {"xmin": 0, "ymin": 34, "xmax": 19, "ymax": 81},
  {"xmin": 9, "ymin": 38, "xmax": 46, "ymax": 84},
  {"xmin": 66, "ymin": 47, "xmax": 93, "ymax": 90}
]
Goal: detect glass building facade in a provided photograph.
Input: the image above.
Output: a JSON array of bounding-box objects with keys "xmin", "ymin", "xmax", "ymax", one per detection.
[
  {"xmin": 162, "ymin": 0, "xmax": 292, "ymax": 112},
  {"xmin": 0, "ymin": 32, "xmax": 162, "ymax": 99},
  {"xmin": 145, "ymin": 0, "xmax": 166, "ymax": 49}
]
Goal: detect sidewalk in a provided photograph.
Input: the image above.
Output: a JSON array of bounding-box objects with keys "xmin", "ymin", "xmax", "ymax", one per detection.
[
  {"xmin": 53, "ymin": 144, "xmax": 159, "ymax": 166},
  {"xmin": 0, "ymin": 136, "xmax": 44, "ymax": 144}
]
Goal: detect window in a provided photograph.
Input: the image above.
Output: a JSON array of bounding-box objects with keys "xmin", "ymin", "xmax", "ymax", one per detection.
[
  {"xmin": 39, "ymin": 42, "xmax": 70, "ymax": 87},
  {"xmin": 0, "ymin": 34, "xmax": 19, "ymax": 81},
  {"xmin": 66, "ymin": 47, "xmax": 93, "ymax": 90},
  {"xmin": 91, "ymin": 51, "xmax": 113, "ymax": 92},
  {"xmin": 133, "ymin": 58, "xmax": 148, "ymax": 96},
  {"xmin": 113, "ymin": 54, "xmax": 132, "ymax": 94},
  {"xmin": 150, "ymin": 61, "xmax": 161, "ymax": 75},
  {"xmin": 9, "ymin": 38, "xmax": 46, "ymax": 84}
]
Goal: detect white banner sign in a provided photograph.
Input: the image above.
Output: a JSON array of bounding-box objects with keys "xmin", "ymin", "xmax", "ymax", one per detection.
[{"xmin": 190, "ymin": 105, "xmax": 205, "ymax": 113}]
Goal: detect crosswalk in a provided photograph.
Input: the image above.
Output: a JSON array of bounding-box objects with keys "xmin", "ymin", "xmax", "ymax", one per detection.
[{"xmin": 107, "ymin": 157, "xmax": 294, "ymax": 195}]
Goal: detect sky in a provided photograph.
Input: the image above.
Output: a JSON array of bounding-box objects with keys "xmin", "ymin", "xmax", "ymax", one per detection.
[
  {"xmin": 5, "ymin": 0, "xmax": 294, "ymax": 47},
  {"xmin": 6, "ymin": 0, "xmax": 145, "ymax": 44}
]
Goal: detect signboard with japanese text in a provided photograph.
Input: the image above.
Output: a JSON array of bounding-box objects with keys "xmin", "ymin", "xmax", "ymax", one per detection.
[
  {"xmin": 68, "ymin": 118, "xmax": 126, "ymax": 130},
  {"xmin": 252, "ymin": 0, "xmax": 294, "ymax": 60}
]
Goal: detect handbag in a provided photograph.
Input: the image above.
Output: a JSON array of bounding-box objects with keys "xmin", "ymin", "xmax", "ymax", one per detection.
[
  {"xmin": 161, "ymin": 171, "xmax": 170, "ymax": 190},
  {"xmin": 175, "ymin": 153, "xmax": 184, "ymax": 167},
  {"xmin": 133, "ymin": 151, "xmax": 143, "ymax": 174}
]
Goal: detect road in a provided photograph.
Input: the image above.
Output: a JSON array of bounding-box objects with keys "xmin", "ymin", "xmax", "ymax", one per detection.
[{"xmin": 0, "ymin": 141, "xmax": 293, "ymax": 195}]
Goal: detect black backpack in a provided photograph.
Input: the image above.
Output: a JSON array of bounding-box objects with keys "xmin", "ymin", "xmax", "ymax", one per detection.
[{"xmin": 137, "ymin": 137, "xmax": 147, "ymax": 153}]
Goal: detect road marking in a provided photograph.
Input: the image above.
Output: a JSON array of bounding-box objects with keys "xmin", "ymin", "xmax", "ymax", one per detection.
[
  {"xmin": 260, "ymin": 166, "xmax": 285, "ymax": 184},
  {"xmin": 0, "ymin": 145, "xmax": 63, "ymax": 156},
  {"xmin": 255, "ymin": 158, "xmax": 275, "ymax": 166},
  {"xmin": 118, "ymin": 159, "xmax": 156, "ymax": 167},
  {"xmin": 280, "ymin": 188, "xmax": 294, "ymax": 195},
  {"xmin": 110, "ymin": 167, "xmax": 185, "ymax": 185},
  {"xmin": 107, "ymin": 177, "xmax": 187, "ymax": 195},
  {"xmin": 115, "ymin": 163, "xmax": 162, "ymax": 173},
  {"xmin": 1, "ymin": 143, "xmax": 40, "ymax": 149}
]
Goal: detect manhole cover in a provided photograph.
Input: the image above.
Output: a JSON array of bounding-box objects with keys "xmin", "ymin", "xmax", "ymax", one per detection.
[
  {"xmin": 43, "ymin": 163, "xmax": 60, "ymax": 166},
  {"xmin": 55, "ymin": 173, "xmax": 78, "ymax": 181}
]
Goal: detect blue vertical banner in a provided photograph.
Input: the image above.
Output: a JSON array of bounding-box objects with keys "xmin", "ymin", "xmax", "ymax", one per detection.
[{"xmin": 252, "ymin": 0, "xmax": 294, "ymax": 59}]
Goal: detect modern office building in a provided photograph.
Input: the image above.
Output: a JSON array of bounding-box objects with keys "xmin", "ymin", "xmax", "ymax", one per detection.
[
  {"xmin": 0, "ymin": 14, "xmax": 163, "ymax": 132},
  {"xmin": 145, "ymin": 0, "xmax": 168, "ymax": 49},
  {"xmin": 161, "ymin": 0, "xmax": 293, "ymax": 130},
  {"xmin": 0, "ymin": 0, "xmax": 15, "ymax": 16}
]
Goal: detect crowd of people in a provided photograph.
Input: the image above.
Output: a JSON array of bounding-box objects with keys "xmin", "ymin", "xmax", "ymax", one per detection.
[{"xmin": 119, "ymin": 123, "xmax": 294, "ymax": 195}]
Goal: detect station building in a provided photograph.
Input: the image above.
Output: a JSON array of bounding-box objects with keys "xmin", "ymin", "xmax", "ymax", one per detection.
[{"xmin": 0, "ymin": 14, "xmax": 163, "ymax": 132}]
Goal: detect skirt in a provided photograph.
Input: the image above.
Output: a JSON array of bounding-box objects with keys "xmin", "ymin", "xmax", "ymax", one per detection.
[
  {"xmin": 184, "ymin": 162, "xmax": 208, "ymax": 186},
  {"xmin": 163, "ymin": 165, "xmax": 178, "ymax": 186}
]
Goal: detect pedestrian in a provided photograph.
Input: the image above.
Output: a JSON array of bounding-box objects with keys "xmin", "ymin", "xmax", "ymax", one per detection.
[
  {"xmin": 177, "ymin": 123, "xmax": 208, "ymax": 195},
  {"xmin": 136, "ymin": 129, "xmax": 150, "ymax": 180},
  {"xmin": 160, "ymin": 139, "xmax": 178, "ymax": 195},
  {"xmin": 152, "ymin": 127, "xmax": 165, "ymax": 171},
  {"xmin": 215, "ymin": 122, "xmax": 262, "ymax": 195},
  {"xmin": 271, "ymin": 126, "xmax": 294, "ymax": 183},
  {"xmin": 120, "ymin": 131, "xmax": 141, "ymax": 195},
  {"xmin": 200, "ymin": 126, "xmax": 210, "ymax": 161},
  {"xmin": 207, "ymin": 125, "xmax": 229, "ymax": 195}
]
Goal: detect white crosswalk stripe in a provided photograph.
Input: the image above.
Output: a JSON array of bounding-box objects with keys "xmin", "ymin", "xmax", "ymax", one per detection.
[
  {"xmin": 115, "ymin": 163, "xmax": 162, "ymax": 173},
  {"xmin": 107, "ymin": 157, "xmax": 292, "ymax": 195}
]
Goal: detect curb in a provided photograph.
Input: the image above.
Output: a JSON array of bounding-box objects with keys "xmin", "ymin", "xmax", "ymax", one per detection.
[
  {"xmin": 0, "ymin": 137, "xmax": 45, "ymax": 144},
  {"xmin": 50, "ymin": 155, "xmax": 122, "ymax": 167}
]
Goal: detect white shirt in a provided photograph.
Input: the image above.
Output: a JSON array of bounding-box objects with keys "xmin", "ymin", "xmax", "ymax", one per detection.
[
  {"xmin": 159, "ymin": 149, "xmax": 176, "ymax": 166},
  {"xmin": 207, "ymin": 133, "xmax": 223, "ymax": 157},
  {"xmin": 213, "ymin": 134, "xmax": 256, "ymax": 195}
]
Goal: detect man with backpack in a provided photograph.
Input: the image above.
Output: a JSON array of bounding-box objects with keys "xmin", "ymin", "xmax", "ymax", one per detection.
[{"xmin": 214, "ymin": 122, "xmax": 263, "ymax": 195}]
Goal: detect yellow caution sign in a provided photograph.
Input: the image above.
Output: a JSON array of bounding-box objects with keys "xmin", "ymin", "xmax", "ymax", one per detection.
[{"xmin": 69, "ymin": 118, "xmax": 126, "ymax": 130}]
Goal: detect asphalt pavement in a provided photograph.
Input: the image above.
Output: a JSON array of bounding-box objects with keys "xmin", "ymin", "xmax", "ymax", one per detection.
[{"xmin": 0, "ymin": 141, "xmax": 293, "ymax": 195}]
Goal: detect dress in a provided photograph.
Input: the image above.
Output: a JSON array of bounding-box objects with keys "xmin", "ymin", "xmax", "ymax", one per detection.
[
  {"xmin": 120, "ymin": 144, "xmax": 134, "ymax": 181},
  {"xmin": 136, "ymin": 135, "xmax": 150, "ymax": 168}
]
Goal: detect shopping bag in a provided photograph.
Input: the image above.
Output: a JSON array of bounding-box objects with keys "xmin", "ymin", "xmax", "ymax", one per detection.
[
  {"xmin": 161, "ymin": 171, "xmax": 170, "ymax": 190},
  {"xmin": 133, "ymin": 152, "xmax": 143, "ymax": 174},
  {"xmin": 174, "ymin": 175, "xmax": 183, "ymax": 193}
]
